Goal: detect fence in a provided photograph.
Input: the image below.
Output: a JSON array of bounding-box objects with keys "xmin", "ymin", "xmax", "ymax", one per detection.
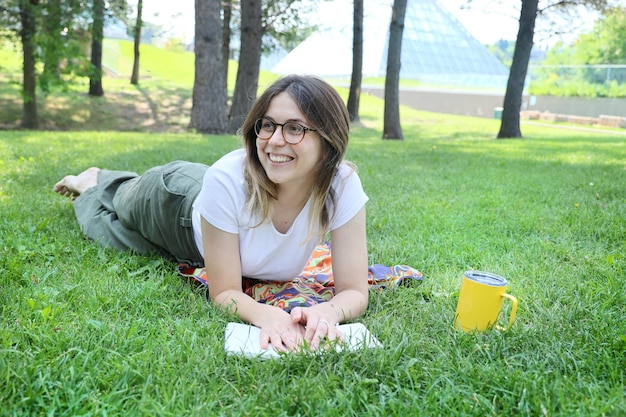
[{"xmin": 527, "ymin": 64, "xmax": 626, "ymax": 97}]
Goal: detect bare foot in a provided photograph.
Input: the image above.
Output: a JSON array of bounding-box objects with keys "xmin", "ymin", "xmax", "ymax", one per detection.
[{"xmin": 53, "ymin": 167, "xmax": 100, "ymax": 199}]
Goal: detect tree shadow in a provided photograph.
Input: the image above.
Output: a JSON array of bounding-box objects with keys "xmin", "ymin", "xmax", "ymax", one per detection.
[{"xmin": 0, "ymin": 77, "xmax": 195, "ymax": 133}]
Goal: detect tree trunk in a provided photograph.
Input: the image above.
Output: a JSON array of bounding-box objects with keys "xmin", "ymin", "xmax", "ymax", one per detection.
[
  {"xmin": 347, "ymin": 0, "xmax": 363, "ymax": 123},
  {"xmin": 130, "ymin": 0, "xmax": 143, "ymax": 85},
  {"xmin": 19, "ymin": 0, "xmax": 39, "ymax": 129},
  {"xmin": 222, "ymin": 0, "xmax": 232, "ymax": 91},
  {"xmin": 497, "ymin": 0, "xmax": 538, "ymax": 139},
  {"xmin": 42, "ymin": 0, "xmax": 62, "ymax": 91},
  {"xmin": 383, "ymin": 0, "xmax": 407, "ymax": 140},
  {"xmin": 229, "ymin": 0, "xmax": 262, "ymax": 133},
  {"xmin": 190, "ymin": 0, "xmax": 228, "ymax": 134},
  {"xmin": 89, "ymin": 0, "xmax": 104, "ymax": 96}
]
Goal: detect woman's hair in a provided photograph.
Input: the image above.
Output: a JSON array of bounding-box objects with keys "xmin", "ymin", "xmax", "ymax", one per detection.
[{"xmin": 240, "ymin": 74, "xmax": 351, "ymax": 240}]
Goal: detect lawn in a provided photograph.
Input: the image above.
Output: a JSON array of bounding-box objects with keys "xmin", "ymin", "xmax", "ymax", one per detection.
[{"xmin": 1, "ymin": 40, "xmax": 625, "ymax": 416}]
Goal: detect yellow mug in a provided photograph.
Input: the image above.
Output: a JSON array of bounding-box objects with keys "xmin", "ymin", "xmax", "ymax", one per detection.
[{"xmin": 454, "ymin": 271, "xmax": 518, "ymax": 332}]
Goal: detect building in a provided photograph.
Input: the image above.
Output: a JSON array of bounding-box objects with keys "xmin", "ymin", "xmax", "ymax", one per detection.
[{"xmin": 271, "ymin": 0, "xmax": 509, "ymax": 90}]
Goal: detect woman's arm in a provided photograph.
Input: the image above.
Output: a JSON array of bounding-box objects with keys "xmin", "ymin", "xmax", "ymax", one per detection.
[
  {"xmin": 200, "ymin": 218, "xmax": 305, "ymax": 351},
  {"xmin": 290, "ymin": 206, "xmax": 369, "ymax": 347}
]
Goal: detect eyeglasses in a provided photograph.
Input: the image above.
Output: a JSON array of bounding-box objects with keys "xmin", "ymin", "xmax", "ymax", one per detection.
[{"xmin": 254, "ymin": 118, "xmax": 317, "ymax": 145}]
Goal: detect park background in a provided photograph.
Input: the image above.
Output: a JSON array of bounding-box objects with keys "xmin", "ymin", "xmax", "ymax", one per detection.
[{"xmin": 1, "ymin": 0, "xmax": 625, "ymax": 415}]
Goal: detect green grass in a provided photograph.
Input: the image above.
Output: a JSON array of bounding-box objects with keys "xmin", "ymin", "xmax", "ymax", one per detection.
[
  {"xmin": 1, "ymin": 40, "xmax": 625, "ymax": 416},
  {"xmin": 1, "ymin": 111, "xmax": 625, "ymax": 416},
  {"xmin": 0, "ymin": 39, "xmax": 282, "ymax": 131}
]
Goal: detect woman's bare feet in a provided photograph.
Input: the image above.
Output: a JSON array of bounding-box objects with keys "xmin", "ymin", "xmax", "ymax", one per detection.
[{"xmin": 53, "ymin": 167, "xmax": 100, "ymax": 199}]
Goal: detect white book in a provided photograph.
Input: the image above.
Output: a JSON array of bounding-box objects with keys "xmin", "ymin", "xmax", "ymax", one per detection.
[{"xmin": 225, "ymin": 322, "xmax": 383, "ymax": 359}]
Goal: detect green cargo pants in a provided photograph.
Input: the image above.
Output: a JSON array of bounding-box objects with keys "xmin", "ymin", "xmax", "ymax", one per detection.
[{"xmin": 72, "ymin": 161, "xmax": 208, "ymax": 265}]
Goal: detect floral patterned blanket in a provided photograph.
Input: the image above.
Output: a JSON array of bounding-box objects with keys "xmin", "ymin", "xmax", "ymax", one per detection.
[{"xmin": 178, "ymin": 243, "xmax": 423, "ymax": 312}]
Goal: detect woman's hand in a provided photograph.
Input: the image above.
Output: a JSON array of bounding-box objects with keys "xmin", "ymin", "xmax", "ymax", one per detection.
[
  {"xmin": 258, "ymin": 313, "xmax": 306, "ymax": 352},
  {"xmin": 290, "ymin": 306, "xmax": 343, "ymax": 350},
  {"xmin": 202, "ymin": 219, "xmax": 306, "ymax": 352}
]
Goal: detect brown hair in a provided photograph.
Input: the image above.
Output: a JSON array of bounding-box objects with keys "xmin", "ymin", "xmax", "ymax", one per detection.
[{"xmin": 240, "ymin": 75, "xmax": 351, "ymax": 240}]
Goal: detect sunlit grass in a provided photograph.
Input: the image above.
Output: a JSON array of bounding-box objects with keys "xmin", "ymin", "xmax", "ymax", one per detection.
[
  {"xmin": 1, "ymin": 112, "xmax": 625, "ymax": 415},
  {"xmin": 1, "ymin": 36, "xmax": 625, "ymax": 417},
  {"xmin": 103, "ymin": 39, "xmax": 280, "ymax": 93}
]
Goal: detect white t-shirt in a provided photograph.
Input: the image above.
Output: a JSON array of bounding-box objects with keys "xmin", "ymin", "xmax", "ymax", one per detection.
[{"xmin": 191, "ymin": 149, "xmax": 368, "ymax": 282}]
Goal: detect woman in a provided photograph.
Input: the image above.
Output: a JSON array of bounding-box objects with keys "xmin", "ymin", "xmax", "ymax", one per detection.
[{"xmin": 54, "ymin": 75, "xmax": 369, "ymax": 352}]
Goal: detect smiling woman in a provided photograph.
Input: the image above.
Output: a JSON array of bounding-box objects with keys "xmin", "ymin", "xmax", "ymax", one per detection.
[
  {"xmin": 251, "ymin": 92, "xmax": 325, "ymax": 225},
  {"xmin": 53, "ymin": 74, "xmax": 369, "ymax": 352}
]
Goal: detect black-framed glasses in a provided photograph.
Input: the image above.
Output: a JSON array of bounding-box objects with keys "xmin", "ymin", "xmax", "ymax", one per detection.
[{"xmin": 254, "ymin": 118, "xmax": 317, "ymax": 145}]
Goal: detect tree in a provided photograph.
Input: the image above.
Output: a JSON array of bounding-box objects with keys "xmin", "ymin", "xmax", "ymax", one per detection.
[
  {"xmin": 498, "ymin": 0, "xmax": 538, "ymax": 139},
  {"xmin": 530, "ymin": 6, "xmax": 626, "ymax": 96},
  {"xmin": 261, "ymin": 0, "xmax": 318, "ymax": 52},
  {"xmin": 222, "ymin": 0, "xmax": 232, "ymax": 88},
  {"xmin": 497, "ymin": 0, "xmax": 612, "ymax": 138},
  {"xmin": 383, "ymin": 0, "xmax": 407, "ymax": 140},
  {"xmin": 88, "ymin": 0, "xmax": 105, "ymax": 96},
  {"xmin": 37, "ymin": 0, "xmax": 87, "ymax": 92},
  {"xmin": 8, "ymin": 0, "xmax": 104, "ymax": 127},
  {"xmin": 190, "ymin": 0, "xmax": 228, "ymax": 134},
  {"xmin": 575, "ymin": 6, "xmax": 626, "ymax": 82},
  {"xmin": 89, "ymin": 0, "xmax": 129, "ymax": 94},
  {"xmin": 4, "ymin": 0, "xmax": 130, "ymax": 128},
  {"xmin": 18, "ymin": 0, "xmax": 39, "ymax": 129},
  {"xmin": 347, "ymin": 0, "xmax": 363, "ymax": 123},
  {"xmin": 130, "ymin": 0, "xmax": 143, "ymax": 85},
  {"xmin": 229, "ymin": 0, "xmax": 263, "ymax": 133},
  {"xmin": 41, "ymin": 0, "xmax": 62, "ymax": 89},
  {"xmin": 226, "ymin": 0, "xmax": 317, "ymax": 133}
]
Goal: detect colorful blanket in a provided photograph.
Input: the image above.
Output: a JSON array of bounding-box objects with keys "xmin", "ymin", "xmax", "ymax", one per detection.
[{"xmin": 178, "ymin": 243, "xmax": 423, "ymax": 312}]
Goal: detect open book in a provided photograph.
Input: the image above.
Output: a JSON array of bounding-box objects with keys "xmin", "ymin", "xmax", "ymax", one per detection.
[{"xmin": 225, "ymin": 322, "xmax": 383, "ymax": 359}]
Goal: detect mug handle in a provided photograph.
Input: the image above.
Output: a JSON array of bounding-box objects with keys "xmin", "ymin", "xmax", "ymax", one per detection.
[{"xmin": 496, "ymin": 293, "xmax": 518, "ymax": 331}]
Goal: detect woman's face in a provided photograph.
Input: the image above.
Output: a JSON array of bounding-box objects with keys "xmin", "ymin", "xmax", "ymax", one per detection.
[{"xmin": 256, "ymin": 92, "xmax": 323, "ymax": 192}]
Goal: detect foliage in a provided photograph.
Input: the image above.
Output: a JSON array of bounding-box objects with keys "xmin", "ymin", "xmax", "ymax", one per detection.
[
  {"xmin": 574, "ymin": 7, "xmax": 626, "ymax": 65},
  {"xmin": 262, "ymin": 0, "xmax": 320, "ymax": 52},
  {"xmin": 224, "ymin": 0, "xmax": 322, "ymax": 56},
  {"xmin": 529, "ymin": 72, "xmax": 626, "ymax": 97},
  {"xmin": 0, "ymin": 0, "xmax": 132, "ymax": 95},
  {"xmin": 529, "ymin": 6, "xmax": 626, "ymax": 97},
  {"xmin": 488, "ymin": 39, "xmax": 515, "ymax": 67},
  {"xmin": 573, "ymin": 6, "xmax": 626, "ymax": 85},
  {"xmin": 0, "ymin": 39, "xmax": 284, "ymax": 131}
]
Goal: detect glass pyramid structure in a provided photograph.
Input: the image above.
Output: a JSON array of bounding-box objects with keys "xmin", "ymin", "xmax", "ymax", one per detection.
[{"xmin": 271, "ymin": 0, "xmax": 509, "ymax": 89}]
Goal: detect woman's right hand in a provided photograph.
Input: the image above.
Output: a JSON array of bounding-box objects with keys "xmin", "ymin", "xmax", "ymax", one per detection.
[
  {"xmin": 258, "ymin": 313, "xmax": 306, "ymax": 352},
  {"xmin": 200, "ymin": 219, "xmax": 307, "ymax": 352}
]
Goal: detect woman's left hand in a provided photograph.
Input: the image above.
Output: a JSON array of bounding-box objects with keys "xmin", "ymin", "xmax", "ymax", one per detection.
[{"xmin": 290, "ymin": 306, "xmax": 343, "ymax": 350}]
